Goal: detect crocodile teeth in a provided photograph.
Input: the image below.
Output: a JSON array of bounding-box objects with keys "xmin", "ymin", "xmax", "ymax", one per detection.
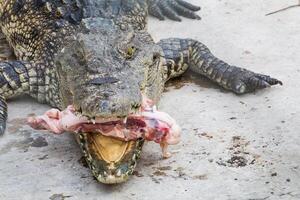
[
  {"xmin": 116, "ymin": 169, "xmax": 122, "ymax": 177},
  {"xmin": 103, "ymin": 171, "xmax": 108, "ymax": 177},
  {"xmin": 152, "ymin": 105, "xmax": 157, "ymax": 112},
  {"xmin": 123, "ymin": 117, "xmax": 127, "ymax": 124},
  {"xmin": 97, "ymin": 174, "xmax": 102, "ymax": 179},
  {"xmin": 132, "ymin": 154, "xmax": 137, "ymax": 161}
]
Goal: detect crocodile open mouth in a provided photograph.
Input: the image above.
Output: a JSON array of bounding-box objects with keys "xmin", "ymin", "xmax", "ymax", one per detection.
[
  {"xmin": 77, "ymin": 132, "xmax": 143, "ymax": 184},
  {"xmin": 27, "ymin": 98, "xmax": 181, "ymax": 183}
]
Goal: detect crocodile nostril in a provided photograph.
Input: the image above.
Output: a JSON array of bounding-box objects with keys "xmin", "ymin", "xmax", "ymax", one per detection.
[{"xmin": 152, "ymin": 52, "xmax": 160, "ymax": 61}]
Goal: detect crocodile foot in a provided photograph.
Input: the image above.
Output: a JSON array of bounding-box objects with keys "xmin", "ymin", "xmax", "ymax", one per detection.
[
  {"xmin": 231, "ymin": 71, "xmax": 282, "ymax": 94},
  {"xmin": 148, "ymin": 0, "xmax": 201, "ymax": 21}
]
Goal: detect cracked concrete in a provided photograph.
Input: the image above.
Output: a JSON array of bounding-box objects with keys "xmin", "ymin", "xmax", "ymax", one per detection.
[{"xmin": 0, "ymin": 0, "xmax": 299, "ymax": 200}]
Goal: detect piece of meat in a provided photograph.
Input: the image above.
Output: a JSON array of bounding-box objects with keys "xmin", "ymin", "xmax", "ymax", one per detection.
[
  {"xmin": 27, "ymin": 105, "xmax": 89, "ymax": 134},
  {"xmin": 27, "ymin": 100, "xmax": 181, "ymax": 158}
]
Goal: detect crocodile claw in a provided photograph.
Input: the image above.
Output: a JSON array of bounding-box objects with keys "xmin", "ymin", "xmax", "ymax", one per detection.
[
  {"xmin": 148, "ymin": 0, "xmax": 201, "ymax": 21},
  {"xmin": 0, "ymin": 123, "xmax": 6, "ymax": 135},
  {"xmin": 0, "ymin": 96, "xmax": 7, "ymax": 136},
  {"xmin": 232, "ymin": 71, "xmax": 282, "ymax": 94}
]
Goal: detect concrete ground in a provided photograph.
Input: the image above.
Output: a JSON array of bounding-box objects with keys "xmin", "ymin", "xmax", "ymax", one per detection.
[{"xmin": 0, "ymin": 0, "xmax": 299, "ymax": 199}]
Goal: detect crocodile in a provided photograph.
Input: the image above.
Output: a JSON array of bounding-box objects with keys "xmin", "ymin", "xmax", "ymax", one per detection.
[{"xmin": 0, "ymin": 0, "xmax": 282, "ymax": 184}]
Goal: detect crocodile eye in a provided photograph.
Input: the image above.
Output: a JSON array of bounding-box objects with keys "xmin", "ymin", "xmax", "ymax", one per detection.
[{"xmin": 125, "ymin": 46, "xmax": 136, "ymax": 59}]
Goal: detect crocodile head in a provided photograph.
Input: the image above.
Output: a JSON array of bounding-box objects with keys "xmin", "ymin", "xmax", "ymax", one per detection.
[{"xmin": 54, "ymin": 25, "xmax": 165, "ymax": 184}]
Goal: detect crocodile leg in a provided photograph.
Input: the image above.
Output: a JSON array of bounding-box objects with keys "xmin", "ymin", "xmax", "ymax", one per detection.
[
  {"xmin": 148, "ymin": 0, "xmax": 201, "ymax": 21},
  {"xmin": 158, "ymin": 38, "xmax": 282, "ymax": 94},
  {"xmin": 0, "ymin": 61, "xmax": 33, "ymax": 135}
]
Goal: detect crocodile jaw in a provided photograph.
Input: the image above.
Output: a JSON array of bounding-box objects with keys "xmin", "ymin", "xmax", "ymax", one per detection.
[{"xmin": 76, "ymin": 132, "xmax": 143, "ymax": 184}]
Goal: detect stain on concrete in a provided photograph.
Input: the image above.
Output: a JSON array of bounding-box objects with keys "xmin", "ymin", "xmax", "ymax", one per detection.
[
  {"xmin": 271, "ymin": 172, "xmax": 278, "ymax": 177},
  {"xmin": 150, "ymin": 176, "xmax": 161, "ymax": 184},
  {"xmin": 143, "ymin": 162, "xmax": 155, "ymax": 167},
  {"xmin": 38, "ymin": 154, "xmax": 49, "ymax": 160},
  {"xmin": 149, "ymin": 165, "xmax": 208, "ymax": 182},
  {"xmin": 0, "ymin": 132, "xmax": 49, "ymax": 155},
  {"xmin": 226, "ymin": 156, "xmax": 248, "ymax": 167},
  {"xmin": 133, "ymin": 171, "xmax": 144, "ymax": 177},
  {"xmin": 27, "ymin": 113, "xmax": 36, "ymax": 117},
  {"xmin": 196, "ymin": 132, "xmax": 214, "ymax": 139},
  {"xmin": 217, "ymin": 136, "xmax": 257, "ymax": 168},
  {"xmin": 78, "ymin": 156, "xmax": 88, "ymax": 168},
  {"xmin": 7, "ymin": 118, "xmax": 27, "ymax": 133},
  {"xmin": 49, "ymin": 194, "xmax": 72, "ymax": 200},
  {"xmin": 149, "ymin": 166, "xmax": 173, "ymax": 178},
  {"xmin": 156, "ymin": 166, "xmax": 172, "ymax": 171},
  {"xmin": 0, "ymin": 130, "xmax": 33, "ymax": 154},
  {"xmin": 193, "ymin": 174, "xmax": 208, "ymax": 180},
  {"xmin": 173, "ymin": 167, "xmax": 188, "ymax": 180},
  {"xmin": 153, "ymin": 170, "xmax": 167, "ymax": 176},
  {"xmin": 31, "ymin": 136, "xmax": 48, "ymax": 148}
]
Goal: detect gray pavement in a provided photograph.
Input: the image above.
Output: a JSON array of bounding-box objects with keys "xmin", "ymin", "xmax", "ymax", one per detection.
[{"xmin": 0, "ymin": 1, "xmax": 299, "ymax": 200}]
